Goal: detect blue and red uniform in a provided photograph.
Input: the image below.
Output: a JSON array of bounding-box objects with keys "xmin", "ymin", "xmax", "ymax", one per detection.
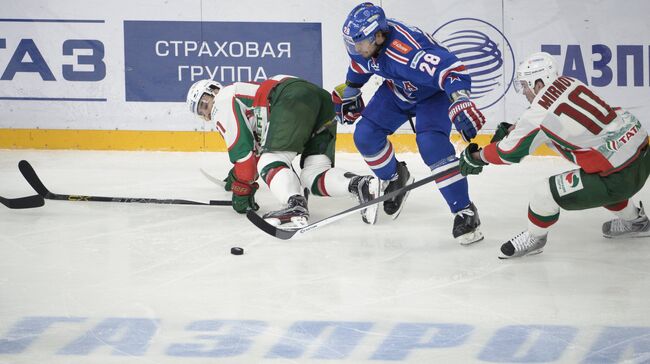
[{"xmin": 346, "ymin": 19, "xmax": 473, "ymax": 213}]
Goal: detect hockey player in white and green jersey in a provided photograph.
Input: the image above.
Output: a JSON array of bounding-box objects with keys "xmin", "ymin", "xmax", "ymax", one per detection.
[
  {"xmin": 459, "ymin": 52, "xmax": 650, "ymax": 259},
  {"xmin": 186, "ymin": 75, "xmax": 379, "ymax": 227}
]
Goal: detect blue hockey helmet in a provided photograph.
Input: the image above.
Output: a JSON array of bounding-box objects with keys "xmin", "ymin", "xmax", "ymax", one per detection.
[{"xmin": 342, "ymin": 2, "xmax": 389, "ymax": 55}]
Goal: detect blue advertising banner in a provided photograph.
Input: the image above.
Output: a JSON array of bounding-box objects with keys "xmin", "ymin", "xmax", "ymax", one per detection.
[{"xmin": 124, "ymin": 21, "xmax": 322, "ymax": 102}]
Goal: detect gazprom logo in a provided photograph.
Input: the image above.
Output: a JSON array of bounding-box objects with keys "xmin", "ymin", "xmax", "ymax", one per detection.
[{"xmin": 432, "ymin": 18, "xmax": 515, "ymax": 110}]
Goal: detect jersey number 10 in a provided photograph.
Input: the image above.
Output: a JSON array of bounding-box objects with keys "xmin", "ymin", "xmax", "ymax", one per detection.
[{"xmin": 553, "ymin": 85, "xmax": 616, "ymax": 135}]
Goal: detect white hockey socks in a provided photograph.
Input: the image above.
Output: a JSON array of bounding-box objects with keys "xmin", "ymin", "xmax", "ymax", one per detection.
[
  {"xmin": 527, "ymin": 179, "xmax": 561, "ymax": 238},
  {"xmin": 605, "ymin": 200, "xmax": 639, "ymax": 221},
  {"xmin": 258, "ymin": 151, "xmax": 302, "ymax": 204},
  {"xmin": 300, "ymin": 155, "xmax": 351, "ymax": 197}
]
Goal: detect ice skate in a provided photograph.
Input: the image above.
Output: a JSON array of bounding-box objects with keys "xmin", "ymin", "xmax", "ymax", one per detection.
[
  {"xmin": 263, "ymin": 195, "xmax": 309, "ymax": 228},
  {"xmin": 602, "ymin": 202, "xmax": 650, "ymax": 238},
  {"xmin": 382, "ymin": 161, "xmax": 415, "ymax": 219},
  {"xmin": 499, "ymin": 231, "xmax": 547, "ymax": 259},
  {"xmin": 348, "ymin": 175, "xmax": 380, "ymax": 224},
  {"xmin": 452, "ymin": 202, "xmax": 484, "ymax": 245}
]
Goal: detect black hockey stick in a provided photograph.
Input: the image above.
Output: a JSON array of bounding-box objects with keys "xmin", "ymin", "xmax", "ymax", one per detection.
[
  {"xmin": 246, "ymin": 172, "xmax": 438, "ymax": 240},
  {"xmin": 0, "ymin": 194, "xmax": 45, "ymax": 209},
  {"xmin": 18, "ymin": 160, "xmax": 231, "ymax": 206}
]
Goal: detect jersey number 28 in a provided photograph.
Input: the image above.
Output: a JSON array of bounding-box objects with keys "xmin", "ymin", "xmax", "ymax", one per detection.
[{"xmin": 419, "ymin": 54, "xmax": 440, "ymax": 76}]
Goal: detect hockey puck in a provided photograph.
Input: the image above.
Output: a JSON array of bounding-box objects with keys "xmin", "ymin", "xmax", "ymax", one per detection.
[{"xmin": 230, "ymin": 247, "xmax": 244, "ymax": 255}]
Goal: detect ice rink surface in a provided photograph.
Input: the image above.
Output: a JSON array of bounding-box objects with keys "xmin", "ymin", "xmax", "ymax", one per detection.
[{"xmin": 1, "ymin": 150, "xmax": 649, "ymax": 363}]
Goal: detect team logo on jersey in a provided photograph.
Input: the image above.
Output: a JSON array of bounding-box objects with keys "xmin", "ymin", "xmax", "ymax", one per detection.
[
  {"xmin": 605, "ymin": 119, "xmax": 642, "ymax": 152},
  {"xmin": 433, "ymin": 18, "xmax": 515, "ymax": 110},
  {"xmin": 390, "ymin": 39, "xmax": 412, "ymax": 54},
  {"xmin": 565, "ymin": 172, "xmax": 580, "ymax": 187},
  {"xmin": 402, "ymin": 81, "xmax": 418, "ymax": 93},
  {"xmin": 555, "ymin": 170, "xmax": 584, "ymax": 197},
  {"xmin": 369, "ymin": 59, "xmax": 380, "ymax": 72},
  {"xmin": 606, "ymin": 139, "xmax": 619, "ymax": 152}
]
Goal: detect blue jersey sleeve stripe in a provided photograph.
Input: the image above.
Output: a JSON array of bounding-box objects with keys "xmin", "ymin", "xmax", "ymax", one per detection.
[
  {"xmin": 385, "ymin": 49, "xmax": 409, "ymax": 65},
  {"xmin": 391, "ymin": 23, "xmax": 422, "ymax": 50},
  {"xmin": 437, "ymin": 62, "xmax": 466, "ymax": 89}
]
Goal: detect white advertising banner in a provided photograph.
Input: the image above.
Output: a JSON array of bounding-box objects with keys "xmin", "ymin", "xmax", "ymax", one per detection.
[{"xmin": 0, "ymin": 0, "xmax": 648, "ymax": 133}]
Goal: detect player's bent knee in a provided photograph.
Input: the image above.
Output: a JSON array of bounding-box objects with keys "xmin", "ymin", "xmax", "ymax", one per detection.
[
  {"xmin": 258, "ymin": 151, "xmax": 297, "ymax": 185},
  {"xmin": 257, "ymin": 152, "xmax": 295, "ymax": 174},
  {"xmin": 300, "ymin": 155, "xmax": 332, "ymax": 187}
]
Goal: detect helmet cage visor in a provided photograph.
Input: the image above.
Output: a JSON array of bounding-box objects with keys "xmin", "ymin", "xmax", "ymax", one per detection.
[
  {"xmin": 513, "ymin": 77, "xmax": 529, "ymax": 94},
  {"xmin": 513, "ymin": 53, "xmax": 558, "ymax": 94},
  {"xmin": 342, "ymin": 13, "xmax": 381, "ymax": 56},
  {"xmin": 187, "ymin": 80, "xmax": 221, "ymax": 116},
  {"xmin": 343, "ymin": 34, "xmax": 376, "ymax": 55},
  {"xmin": 197, "ymin": 93, "xmax": 213, "ymax": 119},
  {"xmin": 514, "ymin": 68, "xmax": 545, "ymax": 94}
]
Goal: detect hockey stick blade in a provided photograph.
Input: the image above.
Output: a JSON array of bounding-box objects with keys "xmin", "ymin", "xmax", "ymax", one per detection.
[
  {"xmin": 18, "ymin": 160, "xmax": 51, "ymax": 197},
  {"xmin": 199, "ymin": 168, "xmax": 226, "ymax": 188},
  {"xmin": 18, "ymin": 160, "xmax": 231, "ymax": 206},
  {"xmin": 0, "ymin": 194, "xmax": 45, "ymax": 209},
  {"xmin": 246, "ymin": 173, "xmax": 438, "ymax": 240}
]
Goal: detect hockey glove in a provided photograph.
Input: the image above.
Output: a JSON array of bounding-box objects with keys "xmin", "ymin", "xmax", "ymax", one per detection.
[
  {"xmin": 223, "ymin": 168, "xmax": 235, "ymax": 191},
  {"xmin": 226, "ymin": 169, "xmax": 259, "ymax": 213},
  {"xmin": 490, "ymin": 122, "xmax": 514, "ymax": 143},
  {"xmin": 448, "ymin": 96, "xmax": 486, "ymax": 142},
  {"xmin": 459, "ymin": 143, "xmax": 488, "ymax": 176},
  {"xmin": 231, "ymin": 180, "xmax": 259, "ymax": 214},
  {"xmin": 332, "ymin": 83, "xmax": 364, "ymax": 125}
]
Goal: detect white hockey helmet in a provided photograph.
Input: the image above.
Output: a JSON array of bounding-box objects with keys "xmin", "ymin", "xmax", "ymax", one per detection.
[
  {"xmin": 514, "ymin": 52, "xmax": 559, "ymax": 93},
  {"xmin": 186, "ymin": 79, "xmax": 222, "ymax": 116}
]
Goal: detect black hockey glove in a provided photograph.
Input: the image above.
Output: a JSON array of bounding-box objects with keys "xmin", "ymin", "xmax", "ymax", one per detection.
[
  {"xmin": 490, "ymin": 122, "xmax": 514, "ymax": 143},
  {"xmin": 459, "ymin": 143, "xmax": 488, "ymax": 176}
]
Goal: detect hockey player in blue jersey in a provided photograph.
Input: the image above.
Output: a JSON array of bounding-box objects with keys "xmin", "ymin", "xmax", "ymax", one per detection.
[{"xmin": 333, "ymin": 2, "xmax": 486, "ymax": 244}]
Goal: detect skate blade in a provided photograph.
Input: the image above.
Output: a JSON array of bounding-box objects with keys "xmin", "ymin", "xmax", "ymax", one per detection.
[
  {"xmin": 498, "ymin": 248, "xmax": 544, "ymax": 260},
  {"xmin": 361, "ymin": 204, "xmax": 378, "ymax": 225},
  {"xmin": 457, "ymin": 228, "xmax": 484, "ymax": 246},
  {"xmin": 361, "ymin": 177, "xmax": 380, "ymax": 225},
  {"xmin": 263, "ymin": 216, "xmax": 309, "ymax": 230},
  {"xmin": 603, "ymin": 231, "xmax": 650, "ymax": 239}
]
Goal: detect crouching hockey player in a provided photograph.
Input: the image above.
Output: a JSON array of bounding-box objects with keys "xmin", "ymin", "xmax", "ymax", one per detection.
[
  {"xmin": 459, "ymin": 52, "xmax": 650, "ymax": 259},
  {"xmin": 334, "ymin": 2, "xmax": 487, "ymax": 245},
  {"xmin": 187, "ymin": 76, "xmax": 380, "ymax": 227}
]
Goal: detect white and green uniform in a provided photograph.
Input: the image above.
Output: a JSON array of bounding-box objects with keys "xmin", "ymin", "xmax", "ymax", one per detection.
[
  {"xmin": 210, "ymin": 80, "xmax": 261, "ymax": 167},
  {"xmin": 211, "ymin": 75, "xmax": 305, "ymax": 169},
  {"xmin": 482, "ymin": 76, "xmax": 647, "ymax": 175},
  {"xmin": 210, "ymin": 75, "xmax": 360, "ymax": 208},
  {"xmin": 481, "ymin": 76, "xmax": 649, "ymax": 234}
]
